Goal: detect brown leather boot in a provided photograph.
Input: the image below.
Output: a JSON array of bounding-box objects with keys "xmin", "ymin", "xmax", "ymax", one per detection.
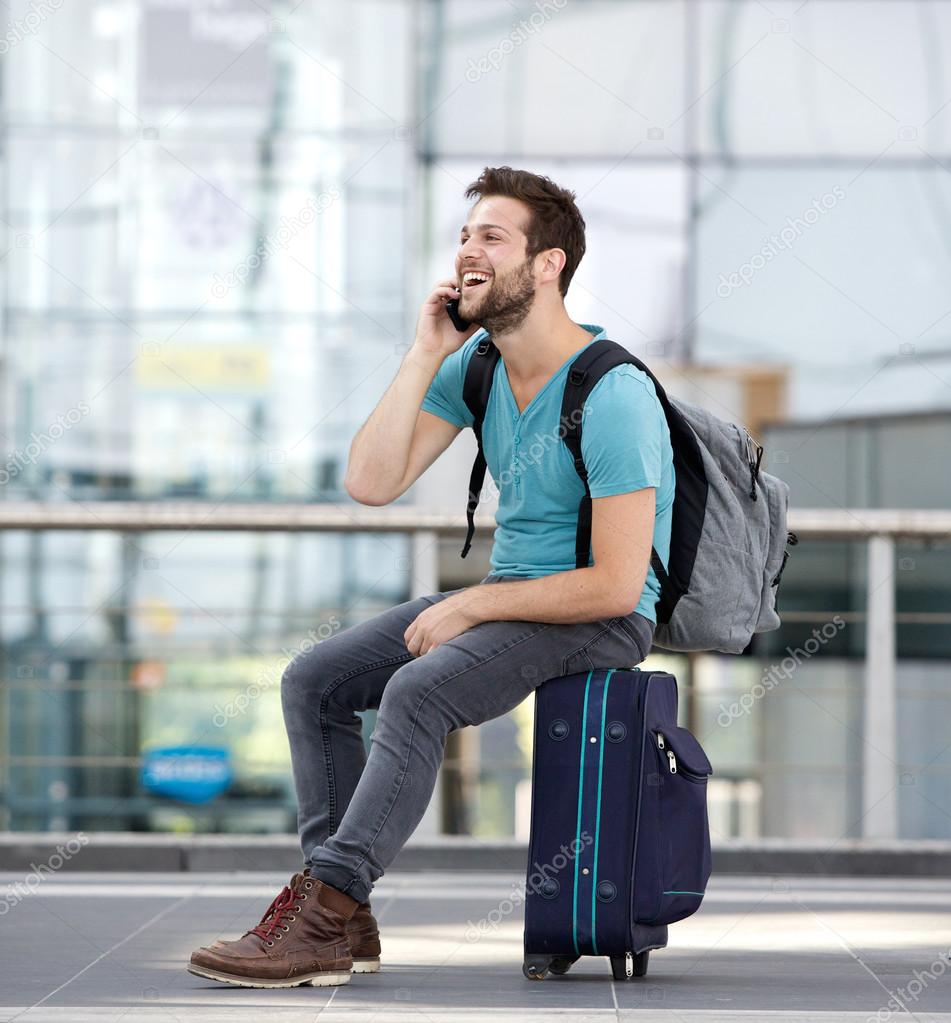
[
  {"xmin": 188, "ymin": 870, "xmax": 359, "ymax": 988},
  {"xmin": 347, "ymin": 900, "xmax": 382, "ymax": 973}
]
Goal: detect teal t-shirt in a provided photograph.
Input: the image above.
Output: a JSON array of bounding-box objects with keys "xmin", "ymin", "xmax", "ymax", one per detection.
[{"xmin": 420, "ymin": 324, "xmax": 675, "ymax": 623}]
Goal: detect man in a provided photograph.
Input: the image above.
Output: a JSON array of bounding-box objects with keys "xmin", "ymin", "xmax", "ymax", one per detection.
[{"xmin": 188, "ymin": 166, "xmax": 676, "ymax": 988}]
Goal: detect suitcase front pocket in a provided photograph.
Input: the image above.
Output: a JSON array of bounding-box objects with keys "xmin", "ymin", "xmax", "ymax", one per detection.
[{"xmin": 634, "ymin": 727, "xmax": 713, "ymax": 925}]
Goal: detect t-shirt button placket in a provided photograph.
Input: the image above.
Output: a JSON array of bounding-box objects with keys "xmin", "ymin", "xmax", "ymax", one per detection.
[
  {"xmin": 512, "ymin": 430, "xmax": 521, "ymax": 496},
  {"xmin": 511, "ymin": 411, "xmax": 523, "ymax": 494}
]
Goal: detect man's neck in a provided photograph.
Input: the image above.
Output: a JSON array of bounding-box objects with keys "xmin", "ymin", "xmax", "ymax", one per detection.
[{"xmin": 489, "ymin": 311, "xmax": 596, "ymax": 384}]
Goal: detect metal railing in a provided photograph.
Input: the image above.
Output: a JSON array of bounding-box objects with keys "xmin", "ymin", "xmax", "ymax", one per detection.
[{"xmin": 1, "ymin": 501, "xmax": 948, "ymax": 840}]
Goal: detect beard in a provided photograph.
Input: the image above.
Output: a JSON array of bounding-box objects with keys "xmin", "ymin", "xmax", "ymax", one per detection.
[{"xmin": 460, "ymin": 257, "xmax": 536, "ymax": 337}]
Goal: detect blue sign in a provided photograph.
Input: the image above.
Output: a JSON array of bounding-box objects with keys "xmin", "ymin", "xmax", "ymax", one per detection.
[{"xmin": 140, "ymin": 746, "xmax": 232, "ymax": 804}]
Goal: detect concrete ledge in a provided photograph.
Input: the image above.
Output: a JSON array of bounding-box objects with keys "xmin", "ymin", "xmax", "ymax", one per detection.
[
  {"xmin": 712, "ymin": 837, "xmax": 951, "ymax": 877},
  {"xmin": 3, "ymin": 833, "xmax": 951, "ymax": 877}
]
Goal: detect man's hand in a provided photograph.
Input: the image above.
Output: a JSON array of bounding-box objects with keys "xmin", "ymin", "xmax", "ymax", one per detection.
[
  {"xmin": 412, "ymin": 277, "xmax": 481, "ymax": 358},
  {"xmin": 404, "ymin": 591, "xmax": 484, "ymax": 656},
  {"xmin": 402, "ymin": 486, "xmax": 656, "ymax": 653}
]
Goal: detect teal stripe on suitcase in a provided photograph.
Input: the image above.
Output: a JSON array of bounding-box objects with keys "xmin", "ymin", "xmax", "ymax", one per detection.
[
  {"xmin": 589, "ymin": 668, "xmax": 615, "ymax": 955},
  {"xmin": 572, "ymin": 669, "xmax": 615, "ymax": 957},
  {"xmin": 570, "ymin": 670, "xmax": 593, "ymax": 956}
]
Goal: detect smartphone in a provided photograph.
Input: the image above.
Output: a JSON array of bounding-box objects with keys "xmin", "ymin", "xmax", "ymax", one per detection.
[{"xmin": 445, "ymin": 297, "xmax": 473, "ymax": 332}]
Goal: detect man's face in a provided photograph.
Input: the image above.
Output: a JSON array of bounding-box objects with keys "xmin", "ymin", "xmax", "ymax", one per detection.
[{"xmin": 455, "ymin": 196, "xmax": 537, "ymax": 336}]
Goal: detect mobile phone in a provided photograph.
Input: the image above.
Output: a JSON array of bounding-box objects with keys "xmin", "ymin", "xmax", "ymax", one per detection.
[{"xmin": 445, "ymin": 297, "xmax": 472, "ymax": 332}]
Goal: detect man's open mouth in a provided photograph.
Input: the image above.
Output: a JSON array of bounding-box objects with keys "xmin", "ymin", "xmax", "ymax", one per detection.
[{"xmin": 462, "ymin": 271, "xmax": 492, "ymax": 290}]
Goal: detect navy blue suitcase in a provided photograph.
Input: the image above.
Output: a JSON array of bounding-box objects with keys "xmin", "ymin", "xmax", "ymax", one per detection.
[{"xmin": 522, "ymin": 667, "xmax": 713, "ymax": 980}]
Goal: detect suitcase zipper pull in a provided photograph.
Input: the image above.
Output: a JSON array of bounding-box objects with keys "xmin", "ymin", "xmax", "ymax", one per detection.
[{"xmin": 656, "ymin": 732, "xmax": 678, "ymax": 771}]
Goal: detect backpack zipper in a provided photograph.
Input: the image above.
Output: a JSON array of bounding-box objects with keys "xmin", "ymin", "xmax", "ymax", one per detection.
[{"xmin": 745, "ymin": 431, "xmax": 763, "ymax": 501}]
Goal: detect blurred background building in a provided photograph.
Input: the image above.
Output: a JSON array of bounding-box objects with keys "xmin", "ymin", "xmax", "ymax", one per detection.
[{"xmin": 1, "ymin": 0, "xmax": 949, "ymax": 844}]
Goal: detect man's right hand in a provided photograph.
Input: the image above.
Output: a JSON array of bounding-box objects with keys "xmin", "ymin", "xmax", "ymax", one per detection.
[{"xmin": 412, "ymin": 278, "xmax": 482, "ymax": 360}]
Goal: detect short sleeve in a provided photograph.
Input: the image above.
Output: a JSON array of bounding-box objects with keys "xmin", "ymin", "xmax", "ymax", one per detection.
[
  {"xmin": 419, "ymin": 333, "xmax": 484, "ymax": 429},
  {"xmin": 580, "ymin": 366, "xmax": 668, "ymax": 498}
]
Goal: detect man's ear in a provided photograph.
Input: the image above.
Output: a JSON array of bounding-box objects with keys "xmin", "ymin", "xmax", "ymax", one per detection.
[{"xmin": 538, "ymin": 247, "xmax": 567, "ymax": 286}]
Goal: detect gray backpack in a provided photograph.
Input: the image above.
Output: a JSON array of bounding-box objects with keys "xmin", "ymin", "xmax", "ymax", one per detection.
[{"xmin": 459, "ymin": 337, "xmax": 797, "ymax": 654}]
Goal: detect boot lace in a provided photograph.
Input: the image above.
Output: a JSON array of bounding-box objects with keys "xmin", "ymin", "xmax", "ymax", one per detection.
[{"xmin": 250, "ymin": 871, "xmax": 310, "ymax": 943}]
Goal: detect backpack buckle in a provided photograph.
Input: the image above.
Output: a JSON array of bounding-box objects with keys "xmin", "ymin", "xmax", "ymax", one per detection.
[
  {"xmin": 476, "ymin": 338, "xmax": 492, "ymax": 355},
  {"xmin": 568, "ymin": 368, "xmax": 587, "ymax": 386}
]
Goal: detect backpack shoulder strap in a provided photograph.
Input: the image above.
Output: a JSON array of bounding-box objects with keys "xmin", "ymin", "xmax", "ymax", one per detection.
[
  {"xmin": 560, "ymin": 338, "xmax": 673, "ymax": 590},
  {"xmin": 460, "ymin": 336, "xmax": 501, "ymax": 558}
]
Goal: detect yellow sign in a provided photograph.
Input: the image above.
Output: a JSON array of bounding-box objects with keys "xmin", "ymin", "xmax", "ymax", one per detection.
[
  {"xmin": 135, "ymin": 598, "xmax": 179, "ymax": 636},
  {"xmin": 137, "ymin": 343, "xmax": 269, "ymax": 393}
]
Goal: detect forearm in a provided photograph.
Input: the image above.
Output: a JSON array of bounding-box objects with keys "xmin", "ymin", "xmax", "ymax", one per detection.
[
  {"xmin": 459, "ymin": 567, "xmax": 637, "ymax": 625},
  {"xmin": 344, "ymin": 347, "xmax": 443, "ymax": 504}
]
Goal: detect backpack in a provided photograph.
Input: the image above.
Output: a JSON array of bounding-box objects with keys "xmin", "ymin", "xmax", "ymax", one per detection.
[{"xmin": 458, "ymin": 336, "xmax": 797, "ymax": 654}]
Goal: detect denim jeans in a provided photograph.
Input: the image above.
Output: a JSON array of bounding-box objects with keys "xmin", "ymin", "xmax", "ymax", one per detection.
[{"xmin": 280, "ymin": 573, "xmax": 655, "ymax": 904}]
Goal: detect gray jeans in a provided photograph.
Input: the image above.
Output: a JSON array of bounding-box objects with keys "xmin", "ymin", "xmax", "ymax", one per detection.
[{"xmin": 281, "ymin": 574, "xmax": 655, "ymax": 904}]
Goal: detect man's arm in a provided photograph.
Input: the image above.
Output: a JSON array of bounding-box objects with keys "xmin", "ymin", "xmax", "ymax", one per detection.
[
  {"xmin": 344, "ymin": 352, "xmax": 459, "ymax": 505},
  {"xmin": 345, "ymin": 277, "xmax": 476, "ymax": 505},
  {"xmin": 460, "ymin": 487, "xmax": 656, "ymax": 624}
]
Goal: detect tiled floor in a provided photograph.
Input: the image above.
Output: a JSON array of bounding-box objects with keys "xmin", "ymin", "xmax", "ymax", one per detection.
[{"xmin": 3, "ymin": 871, "xmax": 951, "ymax": 1021}]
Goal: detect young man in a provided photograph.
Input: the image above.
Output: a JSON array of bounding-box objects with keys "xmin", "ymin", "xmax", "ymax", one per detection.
[{"xmin": 188, "ymin": 166, "xmax": 676, "ymax": 988}]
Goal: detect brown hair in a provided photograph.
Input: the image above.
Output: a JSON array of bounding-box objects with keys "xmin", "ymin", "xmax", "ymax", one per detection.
[{"xmin": 464, "ymin": 166, "xmax": 586, "ymax": 297}]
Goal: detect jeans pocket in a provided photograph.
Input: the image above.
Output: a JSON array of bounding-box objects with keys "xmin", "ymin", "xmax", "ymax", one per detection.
[
  {"xmin": 422, "ymin": 585, "xmax": 469, "ymax": 606},
  {"xmin": 561, "ymin": 614, "xmax": 650, "ymax": 674},
  {"xmin": 612, "ymin": 613, "xmax": 654, "ymax": 663}
]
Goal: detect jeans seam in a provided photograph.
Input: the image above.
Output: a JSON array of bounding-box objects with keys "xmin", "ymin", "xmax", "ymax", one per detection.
[
  {"xmin": 560, "ymin": 616, "xmax": 622, "ymax": 675},
  {"xmin": 347, "ymin": 620, "xmax": 557, "ymax": 883},
  {"xmin": 318, "ymin": 652, "xmax": 415, "ymax": 836},
  {"xmin": 613, "ymin": 615, "xmax": 652, "ymax": 663}
]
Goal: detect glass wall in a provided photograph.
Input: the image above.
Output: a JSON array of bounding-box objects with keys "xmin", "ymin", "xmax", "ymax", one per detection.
[
  {"xmin": 420, "ymin": 0, "xmax": 951, "ymax": 843},
  {"xmin": 1, "ymin": 0, "xmax": 949, "ymax": 841},
  {"xmin": 2, "ymin": 0, "xmax": 415, "ymax": 503},
  {"xmin": 0, "ymin": 1, "xmax": 422, "ymax": 832}
]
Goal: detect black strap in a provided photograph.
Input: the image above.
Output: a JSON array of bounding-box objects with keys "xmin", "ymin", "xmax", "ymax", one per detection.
[
  {"xmin": 559, "ymin": 344, "xmax": 672, "ymax": 589},
  {"xmin": 460, "ymin": 336, "xmax": 681, "ymax": 612},
  {"xmin": 461, "ymin": 453, "xmax": 486, "ymax": 559},
  {"xmin": 460, "ymin": 338, "xmax": 500, "ymax": 558}
]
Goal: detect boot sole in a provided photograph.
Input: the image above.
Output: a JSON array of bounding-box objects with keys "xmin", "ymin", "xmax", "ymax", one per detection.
[
  {"xmin": 352, "ymin": 956, "xmax": 381, "ymax": 973},
  {"xmin": 187, "ymin": 964, "xmax": 351, "ymax": 988}
]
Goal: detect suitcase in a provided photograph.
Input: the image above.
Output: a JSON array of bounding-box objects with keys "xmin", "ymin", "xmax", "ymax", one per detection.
[{"xmin": 522, "ymin": 667, "xmax": 713, "ymax": 981}]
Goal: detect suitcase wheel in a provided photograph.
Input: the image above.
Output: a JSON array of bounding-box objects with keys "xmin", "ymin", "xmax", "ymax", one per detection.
[
  {"xmin": 522, "ymin": 954, "xmax": 555, "ymax": 980},
  {"xmin": 549, "ymin": 955, "xmax": 579, "ymax": 975},
  {"xmin": 610, "ymin": 950, "xmax": 650, "ymax": 980}
]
